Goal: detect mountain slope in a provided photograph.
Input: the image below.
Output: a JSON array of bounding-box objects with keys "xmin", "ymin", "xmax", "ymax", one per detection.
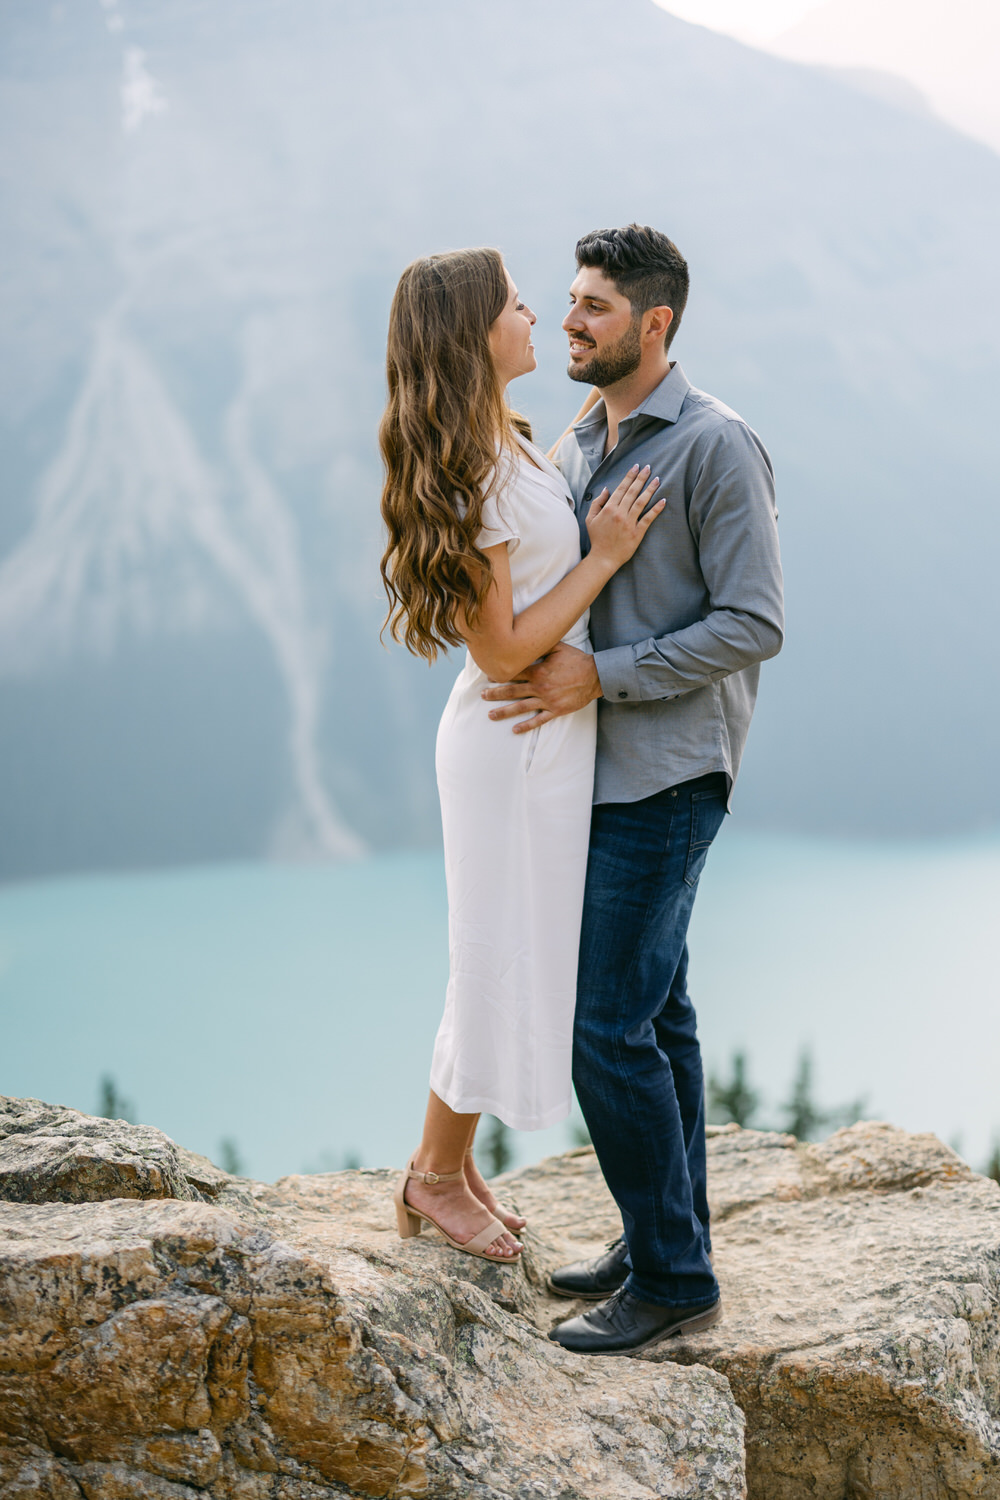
[
  {"xmin": 772, "ymin": 0, "xmax": 1000, "ymax": 154},
  {"xmin": 1, "ymin": 0, "xmax": 999, "ymax": 875}
]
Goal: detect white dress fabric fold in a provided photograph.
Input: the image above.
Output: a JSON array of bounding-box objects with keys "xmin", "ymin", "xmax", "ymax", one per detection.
[{"xmin": 429, "ymin": 434, "xmax": 597, "ymax": 1131}]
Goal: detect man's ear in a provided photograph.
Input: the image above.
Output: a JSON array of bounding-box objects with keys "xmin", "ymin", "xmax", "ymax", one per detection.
[{"xmin": 643, "ymin": 305, "xmax": 674, "ymax": 343}]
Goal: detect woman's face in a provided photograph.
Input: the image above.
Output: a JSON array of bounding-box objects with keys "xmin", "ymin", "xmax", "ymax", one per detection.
[{"xmin": 488, "ymin": 271, "xmax": 537, "ymax": 387}]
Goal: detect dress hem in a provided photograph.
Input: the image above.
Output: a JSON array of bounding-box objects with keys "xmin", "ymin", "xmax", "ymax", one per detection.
[{"xmin": 429, "ymin": 1080, "xmax": 571, "ymax": 1134}]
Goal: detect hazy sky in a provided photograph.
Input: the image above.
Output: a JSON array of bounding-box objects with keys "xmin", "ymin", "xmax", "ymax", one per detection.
[
  {"xmin": 653, "ymin": 0, "xmax": 1000, "ymax": 153},
  {"xmin": 652, "ymin": 0, "xmax": 825, "ymax": 43}
]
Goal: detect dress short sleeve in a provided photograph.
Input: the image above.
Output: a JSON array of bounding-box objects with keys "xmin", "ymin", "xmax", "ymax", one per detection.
[{"xmin": 475, "ymin": 488, "xmax": 520, "ymax": 553}]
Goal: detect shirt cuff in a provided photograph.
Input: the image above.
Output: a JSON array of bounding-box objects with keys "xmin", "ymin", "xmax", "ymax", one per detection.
[{"xmin": 594, "ymin": 644, "xmax": 643, "ymax": 702}]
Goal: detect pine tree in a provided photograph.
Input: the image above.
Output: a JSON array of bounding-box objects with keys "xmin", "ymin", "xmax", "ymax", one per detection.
[
  {"xmin": 218, "ymin": 1138, "xmax": 243, "ymax": 1176},
  {"xmin": 97, "ymin": 1074, "xmax": 135, "ymax": 1123},
  {"xmin": 781, "ymin": 1049, "xmax": 866, "ymax": 1141},
  {"xmin": 483, "ymin": 1116, "xmax": 512, "ymax": 1177},
  {"xmin": 782, "ymin": 1050, "xmax": 826, "ymax": 1140},
  {"xmin": 707, "ymin": 1051, "xmax": 759, "ymax": 1128}
]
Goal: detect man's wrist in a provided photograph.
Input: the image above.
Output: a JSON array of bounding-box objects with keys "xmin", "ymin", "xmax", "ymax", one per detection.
[{"xmin": 593, "ymin": 644, "xmax": 641, "ymax": 703}]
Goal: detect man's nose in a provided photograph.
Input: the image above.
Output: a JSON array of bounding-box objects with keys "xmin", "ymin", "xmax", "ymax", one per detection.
[{"xmin": 562, "ymin": 309, "xmax": 580, "ymax": 332}]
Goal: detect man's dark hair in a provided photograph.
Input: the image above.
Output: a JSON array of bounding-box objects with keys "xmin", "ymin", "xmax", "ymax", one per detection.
[{"xmin": 575, "ymin": 224, "xmax": 689, "ymax": 350}]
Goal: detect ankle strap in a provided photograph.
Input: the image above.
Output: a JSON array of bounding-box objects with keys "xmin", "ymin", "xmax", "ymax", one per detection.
[{"xmin": 407, "ymin": 1163, "xmax": 464, "ymax": 1185}]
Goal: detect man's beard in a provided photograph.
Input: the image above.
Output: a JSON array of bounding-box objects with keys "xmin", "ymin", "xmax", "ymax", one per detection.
[{"xmin": 567, "ymin": 316, "xmax": 642, "ymax": 387}]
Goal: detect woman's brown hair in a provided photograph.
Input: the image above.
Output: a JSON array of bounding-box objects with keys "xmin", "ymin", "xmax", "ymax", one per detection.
[{"xmin": 379, "ymin": 247, "xmax": 522, "ymax": 662}]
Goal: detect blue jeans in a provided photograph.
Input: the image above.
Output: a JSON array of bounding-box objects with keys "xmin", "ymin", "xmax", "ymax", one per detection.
[{"xmin": 573, "ymin": 772, "xmax": 727, "ymax": 1308}]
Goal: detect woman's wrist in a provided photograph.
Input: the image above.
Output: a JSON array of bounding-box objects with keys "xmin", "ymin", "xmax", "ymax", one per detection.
[{"xmin": 582, "ymin": 549, "xmax": 621, "ymax": 585}]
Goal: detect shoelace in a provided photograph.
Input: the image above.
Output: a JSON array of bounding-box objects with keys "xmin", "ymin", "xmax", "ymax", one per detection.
[{"xmin": 599, "ymin": 1284, "xmax": 634, "ymax": 1317}]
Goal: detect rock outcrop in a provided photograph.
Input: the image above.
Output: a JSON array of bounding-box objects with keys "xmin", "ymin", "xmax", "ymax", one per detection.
[
  {"xmin": 0, "ymin": 1098, "xmax": 743, "ymax": 1500},
  {"xmin": 3, "ymin": 1097, "xmax": 1000, "ymax": 1499},
  {"xmin": 513, "ymin": 1123, "xmax": 1000, "ymax": 1500},
  {"xmin": 0, "ymin": 1097, "xmax": 231, "ymax": 1205}
]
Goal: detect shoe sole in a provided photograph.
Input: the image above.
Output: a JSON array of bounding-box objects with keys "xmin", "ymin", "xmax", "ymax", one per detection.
[
  {"xmin": 554, "ymin": 1299, "xmax": 721, "ymax": 1358},
  {"xmin": 614, "ymin": 1298, "xmax": 722, "ymax": 1356},
  {"xmin": 547, "ymin": 1277, "xmax": 627, "ymax": 1302}
]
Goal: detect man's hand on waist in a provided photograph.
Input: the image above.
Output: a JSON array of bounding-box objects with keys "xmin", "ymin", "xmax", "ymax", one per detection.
[{"xmin": 481, "ymin": 642, "xmax": 603, "ymax": 734}]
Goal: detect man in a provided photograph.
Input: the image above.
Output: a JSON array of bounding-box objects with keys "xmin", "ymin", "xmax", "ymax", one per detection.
[{"xmin": 483, "ymin": 224, "xmax": 783, "ymax": 1355}]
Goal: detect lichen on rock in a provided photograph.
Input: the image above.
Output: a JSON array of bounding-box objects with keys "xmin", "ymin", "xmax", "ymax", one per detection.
[
  {"xmin": 0, "ymin": 1097, "xmax": 233, "ymax": 1206},
  {"xmin": 0, "ymin": 1096, "xmax": 745, "ymax": 1499},
  {"xmin": 515, "ymin": 1121, "xmax": 1000, "ymax": 1500},
  {"xmin": 4, "ymin": 1096, "xmax": 999, "ymax": 1499}
]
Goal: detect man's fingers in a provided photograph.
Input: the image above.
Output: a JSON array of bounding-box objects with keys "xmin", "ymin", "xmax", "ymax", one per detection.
[
  {"xmin": 482, "ymin": 681, "xmax": 535, "ymax": 702},
  {"xmin": 607, "ymin": 464, "xmax": 653, "ymax": 514},
  {"xmin": 487, "ymin": 697, "xmax": 545, "ymax": 721},
  {"xmin": 631, "ymin": 476, "xmax": 660, "ymax": 512},
  {"xmin": 512, "ymin": 710, "xmax": 555, "ymax": 734}
]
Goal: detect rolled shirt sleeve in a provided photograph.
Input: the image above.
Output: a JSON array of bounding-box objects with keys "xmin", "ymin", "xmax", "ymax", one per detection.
[{"xmin": 593, "ymin": 421, "xmax": 784, "ymax": 702}]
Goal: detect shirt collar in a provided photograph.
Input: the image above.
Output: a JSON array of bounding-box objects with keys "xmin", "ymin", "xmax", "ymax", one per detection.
[
  {"xmin": 633, "ymin": 361, "xmax": 690, "ymax": 423},
  {"xmin": 575, "ymin": 360, "xmax": 691, "ymax": 440}
]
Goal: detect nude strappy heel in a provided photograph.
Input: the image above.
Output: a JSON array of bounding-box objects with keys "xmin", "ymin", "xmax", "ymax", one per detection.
[{"xmin": 393, "ymin": 1156, "xmax": 520, "ymax": 1261}]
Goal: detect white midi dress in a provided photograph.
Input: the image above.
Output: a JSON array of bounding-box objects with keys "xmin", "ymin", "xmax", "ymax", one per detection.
[{"xmin": 429, "ymin": 433, "xmax": 597, "ymax": 1131}]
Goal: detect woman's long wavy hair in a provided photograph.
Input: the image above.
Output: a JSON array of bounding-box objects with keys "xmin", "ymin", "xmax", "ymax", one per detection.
[{"xmin": 379, "ymin": 247, "xmax": 525, "ymax": 662}]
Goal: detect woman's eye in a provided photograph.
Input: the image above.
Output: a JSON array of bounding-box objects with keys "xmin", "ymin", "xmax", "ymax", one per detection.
[{"xmin": 516, "ymin": 302, "xmax": 525, "ymax": 311}]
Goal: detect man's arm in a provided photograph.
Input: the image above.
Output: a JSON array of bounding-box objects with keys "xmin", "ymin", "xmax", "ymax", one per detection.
[
  {"xmin": 595, "ymin": 421, "xmax": 783, "ymax": 703},
  {"xmin": 484, "ymin": 421, "xmax": 783, "ymax": 730}
]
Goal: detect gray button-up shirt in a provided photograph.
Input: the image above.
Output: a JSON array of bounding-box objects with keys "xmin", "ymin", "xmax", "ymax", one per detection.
[{"xmin": 555, "ymin": 362, "xmax": 784, "ymax": 806}]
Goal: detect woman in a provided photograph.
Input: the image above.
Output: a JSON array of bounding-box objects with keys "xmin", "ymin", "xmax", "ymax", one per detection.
[{"xmin": 380, "ymin": 248, "xmax": 663, "ymax": 1262}]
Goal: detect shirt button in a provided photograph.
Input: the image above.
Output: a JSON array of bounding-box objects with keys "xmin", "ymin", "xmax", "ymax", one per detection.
[{"xmin": 618, "ymin": 690, "xmax": 628, "ymax": 699}]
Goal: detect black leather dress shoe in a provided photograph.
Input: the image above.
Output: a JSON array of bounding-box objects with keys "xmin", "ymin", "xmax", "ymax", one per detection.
[
  {"xmin": 547, "ymin": 1237, "xmax": 630, "ymax": 1301},
  {"xmin": 548, "ymin": 1286, "xmax": 722, "ymax": 1356}
]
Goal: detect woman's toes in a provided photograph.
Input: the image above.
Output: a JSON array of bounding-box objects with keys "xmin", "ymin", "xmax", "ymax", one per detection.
[{"xmin": 487, "ymin": 1234, "xmax": 519, "ymax": 1259}]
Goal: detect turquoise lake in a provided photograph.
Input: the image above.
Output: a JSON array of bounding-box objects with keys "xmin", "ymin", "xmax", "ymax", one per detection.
[{"xmin": 2, "ymin": 828, "xmax": 999, "ymax": 1183}]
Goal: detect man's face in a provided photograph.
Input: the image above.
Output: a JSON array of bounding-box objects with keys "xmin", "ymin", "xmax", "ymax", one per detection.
[{"xmin": 563, "ymin": 266, "xmax": 641, "ymax": 388}]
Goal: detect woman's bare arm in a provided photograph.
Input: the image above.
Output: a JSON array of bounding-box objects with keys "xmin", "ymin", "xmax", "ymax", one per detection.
[
  {"xmin": 546, "ymin": 387, "xmax": 601, "ymax": 461},
  {"xmin": 458, "ymin": 466, "xmax": 663, "ymax": 681}
]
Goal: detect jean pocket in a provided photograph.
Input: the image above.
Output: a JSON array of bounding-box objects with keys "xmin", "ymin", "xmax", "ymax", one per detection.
[{"xmin": 683, "ymin": 789, "xmax": 727, "ymax": 888}]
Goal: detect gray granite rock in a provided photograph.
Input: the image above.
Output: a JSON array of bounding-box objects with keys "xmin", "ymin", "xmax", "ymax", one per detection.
[
  {"xmin": 7, "ymin": 1094, "xmax": 995, "ymax": 1498},
  {"xmin": 0, "ymin": 1097, "xmax": 746, "ymax": 1500},
  {"xmin": 515, "ymin": 1122, "xmax": 1000, "ymax": 1500},
  {"xmin": 0, "ymin": 1096, "xmax": 232, "ymax": 1205}
]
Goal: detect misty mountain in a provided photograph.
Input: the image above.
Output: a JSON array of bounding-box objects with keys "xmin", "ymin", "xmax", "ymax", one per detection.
[
  {"xmin": 1, "ymin": 0, "xmax": 999, "ymax": 878},
  {"xmin": 771, "ymin": 0, "xmax": 1000, "ymax": 155}
]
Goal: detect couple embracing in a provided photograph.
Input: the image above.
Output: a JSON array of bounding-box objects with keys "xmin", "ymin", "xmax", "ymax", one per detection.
[{"xmin": 379, "ymin": 224, "xmax": 783, "ymax": 1357}]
